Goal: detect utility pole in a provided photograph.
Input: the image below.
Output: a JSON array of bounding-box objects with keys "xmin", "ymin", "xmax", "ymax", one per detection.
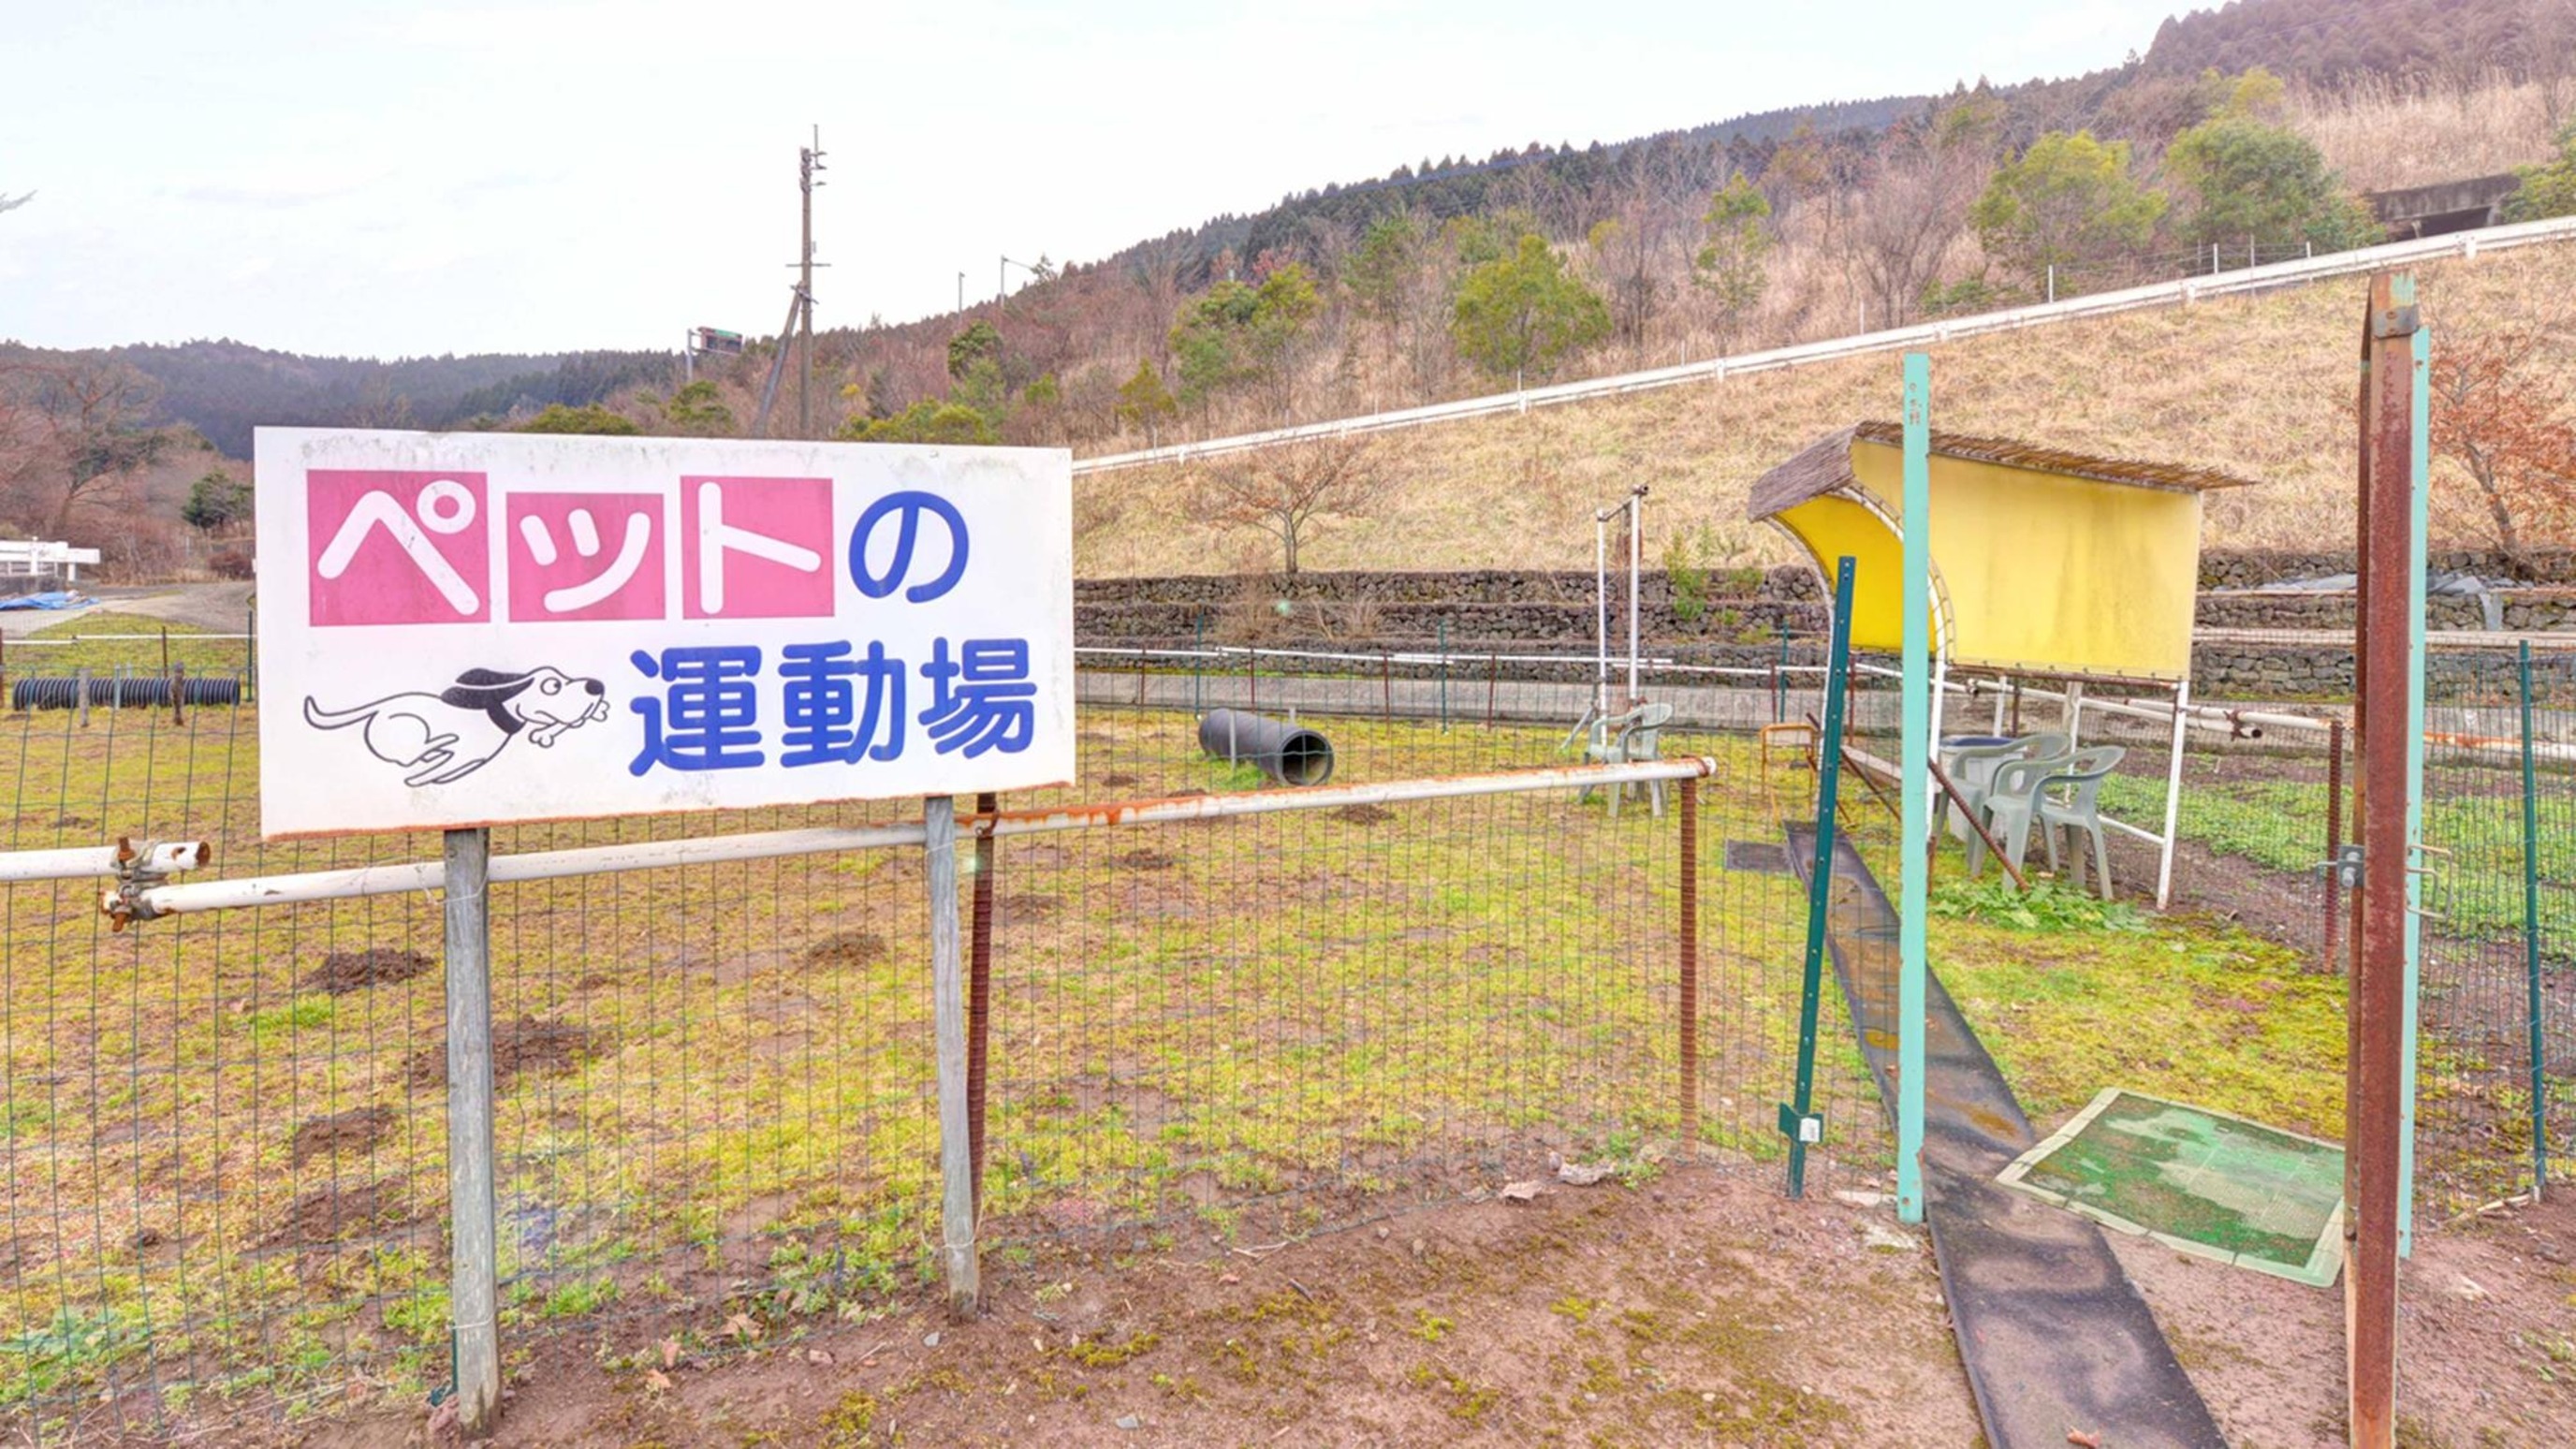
[
  {"xmin": 959, "ymin": 272, "xmax": 965, "ymax": 315},
  {"xmin": 796, "ymin": 125, "xmax": 827, "ymax": 438}
]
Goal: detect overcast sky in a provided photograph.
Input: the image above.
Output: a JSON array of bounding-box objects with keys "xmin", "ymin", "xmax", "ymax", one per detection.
[{"xmin": 1, "ymin": 0, "xmax": 2184, "ymax": 359}]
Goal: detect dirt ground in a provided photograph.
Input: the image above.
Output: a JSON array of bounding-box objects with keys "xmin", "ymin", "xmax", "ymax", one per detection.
[
  {"xmin": 308, "ymin": 1164, "xmax": 1982, "ymax": 1449},
  {"xmin": 269, "ymin": 1171, "xmax": 2576, "ymax": 1449},
  {"xmin": 2118, "ymin": 1191, "xmax": 2576, "ymax": 1448}
]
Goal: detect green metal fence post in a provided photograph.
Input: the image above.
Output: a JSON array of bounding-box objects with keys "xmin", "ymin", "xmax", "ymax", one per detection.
[
  {"xmin": 2521, "ymin": 639, "xmax": 2551, "ymax": 1199},
  {"xmin": 1783, "ymin": 557, "xmax": 1858, "ymax": 1198},
  {"xmin": 1438, "ymin": 618, "xmax": 1450, "ymax": 732},
  {"xmin": 1774, "ymin": 624, "xmax": 1790, "ymax": 724},
  {"xmin": 2399, "ymin": 322, "xmax": 2429, "ymax": 1255},
  {"xmin": 1897, "ymin": 352, "xmax": 1931, "ymax": 1226}
]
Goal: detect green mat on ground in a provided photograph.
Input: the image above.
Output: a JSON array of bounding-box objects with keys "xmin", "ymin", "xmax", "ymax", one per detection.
[{"xmin": 1997, "ymin": 1089, "xmax": 2346, "ymax": 1288}]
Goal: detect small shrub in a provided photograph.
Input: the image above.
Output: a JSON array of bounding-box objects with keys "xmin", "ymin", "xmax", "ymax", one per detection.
[
  {"xmin": 1664, "ymin": 528, "xmax": 1711, "ymax": 623},
  {"xmin": 1930, "ymin": 877, "xmax": 2145, "ymax": 932}
]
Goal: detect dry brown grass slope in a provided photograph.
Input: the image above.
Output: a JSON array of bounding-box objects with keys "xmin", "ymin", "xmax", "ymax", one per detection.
[{"xmin": 1076, "ymin": 243, "xmax": 2576, "ymax": 578}]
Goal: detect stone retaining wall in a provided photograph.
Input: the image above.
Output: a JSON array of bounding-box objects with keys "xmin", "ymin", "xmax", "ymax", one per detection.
[{"xmin": 1074, "ymin": 554, "xmax": 2576, "ymax": 701}]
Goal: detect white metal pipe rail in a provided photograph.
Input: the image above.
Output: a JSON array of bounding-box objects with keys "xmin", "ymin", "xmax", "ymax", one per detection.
[
  {"xmin": 1072, "ymin": 215, "xmax": 2576, "ymax": 476},
  {"xmin": 0, "ymin": 840, "xmax": 209, "ymax": 885},
  {"xmin": 124, "ymin": 758, "xmax": 1719, "ymax": 919},
  {"xmin": 1077, "ymin": 643, "xmax": 1837, "ymax": 679}
]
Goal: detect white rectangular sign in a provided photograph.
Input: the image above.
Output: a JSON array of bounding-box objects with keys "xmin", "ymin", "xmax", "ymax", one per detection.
[{"xmin": 254, "ymin": 428, "xmax": 1074, "ymax": 838}]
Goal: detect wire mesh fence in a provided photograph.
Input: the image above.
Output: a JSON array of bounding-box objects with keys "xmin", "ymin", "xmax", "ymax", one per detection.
[
  {"xmin": 2413, "ymin": 649, "xmax": 2576, "ymax": 1212},
  {"xmin": 0, "ymin": 652, "xmax": 1888, "ymax": 1442},
  {"xmin": 2040, "ymin": 649, "xmax": 2575, "ymax": 1215}
]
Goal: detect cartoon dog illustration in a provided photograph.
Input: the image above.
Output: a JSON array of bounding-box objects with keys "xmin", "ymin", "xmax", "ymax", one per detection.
[{"xmin": 303, "ymin": 666, "xmax": 611, "ymax": 787}]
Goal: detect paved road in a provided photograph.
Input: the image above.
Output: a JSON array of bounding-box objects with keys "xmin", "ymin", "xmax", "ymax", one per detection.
[{"xmin": 0, "ymin": 581, "xmax": 253, "ymax": 639}]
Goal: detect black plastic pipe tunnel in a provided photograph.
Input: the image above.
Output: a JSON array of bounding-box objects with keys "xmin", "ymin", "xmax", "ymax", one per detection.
[{"xmin": 1198, "ymin": 709, "xmax": 1334, "ymax": 787}]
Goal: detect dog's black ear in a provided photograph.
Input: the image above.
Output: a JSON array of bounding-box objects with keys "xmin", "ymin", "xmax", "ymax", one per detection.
[{"xmin": 443, "ymin": 665, "xmax": 533, "ymax": 711}]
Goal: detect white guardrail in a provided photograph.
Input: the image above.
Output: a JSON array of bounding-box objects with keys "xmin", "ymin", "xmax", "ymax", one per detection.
[{"xmin": 1072, "ymin": 214, "xmax": 2576, "ymax": 476}]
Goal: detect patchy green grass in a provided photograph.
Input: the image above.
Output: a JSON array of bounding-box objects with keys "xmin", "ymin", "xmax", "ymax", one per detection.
[
  {"xmin": 1935, "ymin": 891, "xmax": 2347, "ymax": 1140},
  {"xmin": 0, "ymin": 702, "xmax": 1887, "ymax": 1417},
  {"xmin": 13, "ymin": 611, "xmax": 252, "ymax": 679},
  {"xmin": 14, "ymin": 692, "xmax": 2476, "ymax": 1429},
  {"xmin": 2101, "ymin": 760, "xmax": 2576, "ymax": 946}
]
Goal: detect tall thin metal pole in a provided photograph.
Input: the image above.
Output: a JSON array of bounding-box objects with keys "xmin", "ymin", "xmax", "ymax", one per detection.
[
  {"xmin": 1595, "ymin": 514, "xmax": 1609, "ymax": 723},
  {"xmin": 2157, "ymin": 677, "xmax": 2191, "ymax": 908},
  {"xmin": 2398, "ymin": 320, "xmax": 2430, "ymax": 1255},
  {"xmin": 926, "ymin": 797, "xmax": 978, "ymax": 1312},
  {"xmin": 1895, "ymin": 352, "xmax": 1931, "ymax": 1226},
  {"xmin": 1627, "ymin": 488, "xmax": 1645, "ymax": 707},
  {"xmin": 798, "ymin": 130, "xmax": 823, "ymax": 440},
  {"xmin": 2521, "ymin": 640, "xmax": 2550, "ymax": 1200},
  {"xmin": 443, "ymin": 827, "xmax": 500, "ymax": 1437}
]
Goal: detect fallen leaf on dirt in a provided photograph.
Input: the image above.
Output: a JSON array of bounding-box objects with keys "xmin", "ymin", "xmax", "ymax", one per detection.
[
  {"xmin": 644, "ymin": 1369, "xmax": 670, "ymax": 1394},
  {"xmin": 1499, "ymin": 1179, "xmax": 1547, "ymax": 1202},
  {"xmin": 659, "ymin": 1337, "xmax": 679, "ymax": 1369},
  {"xmin": 1219, "ymin": 1272, "xmax": 1239, "ymax": 1284},
  {"xmin": 805, "ymin": 1348, "xmax": 833, "ymax": 1365},
  {"xmin": 723, "ymin": 1311, "xmax": 759, "ymax": 1341},
  {"xmin": 2067, "ymin": 1431, "xmax": 2100, "ymax": 1447},
  {"xmin": 1556, "ymin": 1161, "xmax": 1614, "ymax": 1186}
]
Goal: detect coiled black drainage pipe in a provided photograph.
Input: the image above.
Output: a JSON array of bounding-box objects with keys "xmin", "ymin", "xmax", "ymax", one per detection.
[
  {"xmin": 11, "ymin": 676, "xmax": 245, "ymax": 710},
  {"xmin": 1198, "ymin": 709, "xmax": 1334, "ymax": 786}
]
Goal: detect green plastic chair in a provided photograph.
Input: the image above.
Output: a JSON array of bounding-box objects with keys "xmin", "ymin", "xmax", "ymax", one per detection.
[
  {"xmin": 1972, "ymin": 744, "xmax": 2127, "ymax": 897},
  {"xmin": 1939, "ymin": 732, "xmax": 2071, "ymax": 840},
  {"xmin": 1577, "ymin": 702, "xmax": 1676, "ymax": 818}
]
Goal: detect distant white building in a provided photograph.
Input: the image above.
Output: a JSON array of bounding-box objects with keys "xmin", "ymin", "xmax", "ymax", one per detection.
[{"xmin": 0, "ymin": 540, "xmax": 103, "ymax": 582}]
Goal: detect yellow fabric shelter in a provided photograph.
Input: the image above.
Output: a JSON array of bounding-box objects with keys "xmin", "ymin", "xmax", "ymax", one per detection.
[{"xmin": 1748, "ymin": 422, "xmax": 2256, "ymax": 681}]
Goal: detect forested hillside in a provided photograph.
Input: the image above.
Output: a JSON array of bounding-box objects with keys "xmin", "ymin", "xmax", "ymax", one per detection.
[{"xmin": 5, "ymin": 0, "xmax": 2573, "ymax": 583}]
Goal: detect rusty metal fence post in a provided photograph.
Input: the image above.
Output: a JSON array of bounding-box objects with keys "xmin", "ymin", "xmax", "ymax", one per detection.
[
  {"xmin": 969, "ymin": 791, "xmax": 998, "ymax": 1213},
  {"xmin": 1677, "ymin": 777, "xmax": 1700, "ymax": 1147},
  {"xmin": 2345, "ymin": 271, "xmax": 2421, "ymax": 1449}
]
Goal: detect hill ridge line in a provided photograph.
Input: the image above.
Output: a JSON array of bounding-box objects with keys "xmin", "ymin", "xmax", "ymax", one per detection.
[{"xmin": 1073, "ymin": 214, "xmax": 2576, "ymax": 476}]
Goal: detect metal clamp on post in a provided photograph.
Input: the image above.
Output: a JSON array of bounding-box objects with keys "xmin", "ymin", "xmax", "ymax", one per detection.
[
  {"xmin": 2319, "ymin": 843, "xmax": 2365, "ymax": 891},
  {"xmin": 100, "ymin": 838, "xmax": 212, "ymax": 931},
  {"xmin": 1777, "ymin": 1103, "xmax": 1824, "ymax": 1146},
  {"xmin": 2405, "ymin": 842, "xmax": 2450, "ymax": 920}
]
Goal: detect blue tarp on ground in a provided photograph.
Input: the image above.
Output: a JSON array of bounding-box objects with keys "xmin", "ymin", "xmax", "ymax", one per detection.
[{"xmin": 0, "ymin": 592, "xmax": 83, "ymax": 611}]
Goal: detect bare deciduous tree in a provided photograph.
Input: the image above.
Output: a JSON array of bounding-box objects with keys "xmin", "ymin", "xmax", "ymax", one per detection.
[
  {"xmin": 1842, "ymin": 93, "xmax": 2003, "ymax": 329},
  {"xmin": 2428, "ymin": 329, "xmax": 2576, "ymax": 565},
  {"xmin": 0, "ymin": 359, "xmax": 170, "ymax": 535},
  {"xmin": 1195, "ymin": 436, "xmax": 1386, "ymax": 576},
  {"xmin": 2530, "ymin": 0, "xmax": 2576, "ymax": 136}
]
